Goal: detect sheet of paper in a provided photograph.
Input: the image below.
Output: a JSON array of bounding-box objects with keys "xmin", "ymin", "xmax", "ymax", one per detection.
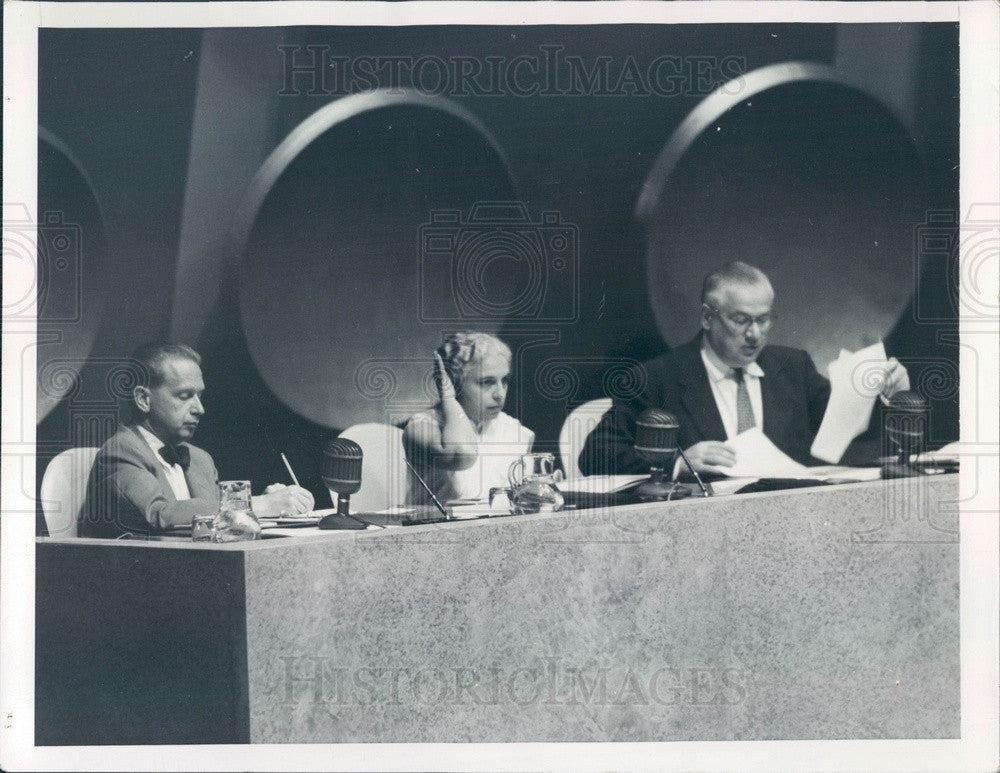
[
  {"xmin": 811, "ymin": 341, "xmax": 888, "ymax": 463},
  {"xmin": 725, "ymin": 428, "xmax": 809, "ymax": 477},
  {"xmin": 792, "ymin": 464, "xmax": 883, "ymax": 482},
  {"xmin": 558, "ymin": 474, "xmax": 648, "ymax": 494},
  {"xmin": 916, "ymin": 441, "xmax": 962, "ymax": 463},
  {"xmin": 447, "ymin": 500, "xmax": 495, "ymax": 519},
  {"xmin": 708, "ymin": 477, "xmax": 760, "ymax": 496}
]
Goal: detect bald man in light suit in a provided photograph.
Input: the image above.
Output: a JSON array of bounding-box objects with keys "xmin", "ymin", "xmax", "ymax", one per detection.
[{"xmin": 81, "ymin": 343, "xmax": 313, "ymax": 538}]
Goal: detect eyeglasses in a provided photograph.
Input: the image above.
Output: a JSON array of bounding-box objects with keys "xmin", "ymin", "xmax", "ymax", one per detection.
[{"xmin": 703, "ymin": 304, "xmax": 775, "ymax": 333}]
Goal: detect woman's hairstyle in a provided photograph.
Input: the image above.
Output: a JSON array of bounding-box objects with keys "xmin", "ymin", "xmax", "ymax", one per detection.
[{"xmin": 436, "ymin": 332, "xmax": 511, "ymax": 392}]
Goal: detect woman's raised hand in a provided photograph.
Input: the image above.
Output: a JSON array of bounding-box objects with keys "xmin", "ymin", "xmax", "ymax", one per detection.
[{"xmin": 434, "ymin": 352, "xmax": 457, "ymax": 403}]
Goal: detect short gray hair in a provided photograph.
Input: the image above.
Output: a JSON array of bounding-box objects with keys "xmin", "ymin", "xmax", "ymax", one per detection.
[
  {"xmin": 437, "ymin": 332, "xmax": 511, "ymax": 391},
  {"xmin": 701, "ymin": 261, "xmax": 772, "ymax": 306},
  {"xmin": 131, "ymin": 343, "xmax": 201, "ymax": 389}
]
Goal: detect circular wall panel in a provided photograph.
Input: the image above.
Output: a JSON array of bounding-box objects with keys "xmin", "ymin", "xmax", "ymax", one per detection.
[
  {"xmin": 637, "ymin": 62, "xmax": 926, "ymax": 373},
  {"xmin": 234, "ymin": 91, "xmax": 516, "ymax": 429},
  {"xmin": 35, "ymin": 129, "xmax": 108, "ymax": 421}
]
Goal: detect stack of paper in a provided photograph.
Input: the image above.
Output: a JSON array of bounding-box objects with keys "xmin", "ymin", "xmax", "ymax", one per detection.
[
  {"xmin": 915, "ymin": 441, "xmax": 961, "ymax": 464},
  {"xmin": 726, "ymin": 428, "xmax": 809, "ymax": 477},
  {"xmin": 811, "ymin": 341, "xmax": 890, "ymax": 463},
  {"xmin": 714, "ymin": 430, "xmax": 882, "ymax": 482}
]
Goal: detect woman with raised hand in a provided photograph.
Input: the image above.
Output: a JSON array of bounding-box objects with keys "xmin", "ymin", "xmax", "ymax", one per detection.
[{"xmin": 402, "ymin": 332, "xmax": 534, "ymax": 505}]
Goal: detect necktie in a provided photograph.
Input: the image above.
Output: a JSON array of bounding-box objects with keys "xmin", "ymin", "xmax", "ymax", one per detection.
[
  {"xmin": 733, "ymin": 368, "xmax": 756, "ymax": 434},
  {"xmin": 159, "ymin": 443, "xmax": 191, "ymax": 471}
]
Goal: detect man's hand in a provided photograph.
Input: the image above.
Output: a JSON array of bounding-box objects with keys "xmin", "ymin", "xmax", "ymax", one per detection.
[
  {"xmin": 253, "ymin": 485, "xmax": 315, "ymax": 518},
  {"xmin": 881, "ymin": 357, "xmax": 911, "ymax": 400},
  {"xmin": 683, "ymin": 441, "xmax": 737, "ymax": 474}
]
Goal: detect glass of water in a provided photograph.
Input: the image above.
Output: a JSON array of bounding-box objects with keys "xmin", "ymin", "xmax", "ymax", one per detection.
[
  {"xmin": 197, "ymin": 480, "xmax": 261, "ymax": 542},
  {"xmin": 191, "ymin": 512, "xmax": 215, "ymax": 542}
]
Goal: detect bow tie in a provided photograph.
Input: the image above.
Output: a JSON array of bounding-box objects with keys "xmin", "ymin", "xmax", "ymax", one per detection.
[{"xmin": 159, "ymin": 443, "xmax": 191, "ymax": 471}]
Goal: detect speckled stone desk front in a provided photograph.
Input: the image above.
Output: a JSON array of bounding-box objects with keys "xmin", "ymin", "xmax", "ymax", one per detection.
[
  {"xmin": 36, "ymin": 476, "xmax": 958, "ymax": 745},
  {"xmin": 242, "ymin": 476, "xmax": 958, "ymax": 743}
]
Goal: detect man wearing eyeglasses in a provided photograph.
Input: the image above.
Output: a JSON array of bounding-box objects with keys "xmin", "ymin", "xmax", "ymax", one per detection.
[{"xmin": 580, "ymin": 261, "xmax": 910, "ymax": 476}]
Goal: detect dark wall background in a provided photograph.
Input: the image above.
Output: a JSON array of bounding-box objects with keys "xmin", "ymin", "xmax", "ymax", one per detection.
[{"xmin": 36, "ymin": 23, "xmax": 959, "ymax": 518}]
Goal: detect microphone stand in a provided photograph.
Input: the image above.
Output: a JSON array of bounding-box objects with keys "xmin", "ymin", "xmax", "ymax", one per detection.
[
  {"xmin": 318, "ymin": 491, "xmax": 369, "ymax": 530},
  {"xmin": 633, "ymin": 409, "xmax": 711, "ymax": 501},
  {"xmin": 880, "ymin": 446, "xmax": 925, "ymax": 479},
  {"xmin": 880, "ymin": 391, "xmax": 929, "ymax": 480}
]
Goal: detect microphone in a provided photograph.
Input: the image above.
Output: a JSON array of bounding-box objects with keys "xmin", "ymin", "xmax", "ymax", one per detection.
[
  {"xmin": 318, "ymin": 437, "xmax": 368, "ymax": 530},
  {"xmin": 881, "ymin": 390, "xmax": 929, "ymax": 479},
  {"xmin": 633, "ymin": 409, "xmax": 695, "ymax": 501}
]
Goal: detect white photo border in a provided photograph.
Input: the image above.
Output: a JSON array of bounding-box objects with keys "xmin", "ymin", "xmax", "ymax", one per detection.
[{"xmin": 2, "ymin": 2, "xmax": 997, "ymax": 771}]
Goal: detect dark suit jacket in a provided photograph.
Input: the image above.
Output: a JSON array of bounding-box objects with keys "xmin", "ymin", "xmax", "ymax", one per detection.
[
  {"xmin": 80, "ymin": 425, "xmax": 220, "ymax": 538},
  {"xmin": 579, "ymin": 335, "xmax": 831, "ymax": 475}
]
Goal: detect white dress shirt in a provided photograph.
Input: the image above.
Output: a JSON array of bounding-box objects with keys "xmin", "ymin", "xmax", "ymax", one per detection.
[
  {"xmin": 700, "ymin": 339, "xmax": 765, "ymax": 440},
  {"xmin": 137, "ymin": 425, "xmax": 192, "ymax": 501}
]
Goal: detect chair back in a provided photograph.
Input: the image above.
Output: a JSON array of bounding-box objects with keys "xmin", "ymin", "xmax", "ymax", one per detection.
[
  {"xmin": 558, "ymin": 398, "xmax": 613, "ymax": 479},
  {"xmin": 40, "ymin": 447, "xmax": 100, "ymax": 538},
  {"xmin": 336, "ymin": 423, "xmax": 407, "ymax": 512}
]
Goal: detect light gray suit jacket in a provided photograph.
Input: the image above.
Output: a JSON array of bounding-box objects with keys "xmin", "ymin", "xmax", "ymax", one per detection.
[{"xmin": 80, "ymin": 425, "xmax": 219, "ymax": 538}]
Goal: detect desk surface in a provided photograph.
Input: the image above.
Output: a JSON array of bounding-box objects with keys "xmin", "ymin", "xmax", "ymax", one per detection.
[
  {"xmin": 46, "ymin": 474, "xmax": 951, "ymax": 551},
  {"xmin": 37, "ymin": 476, "xmax": 959, "ymax": 745}
]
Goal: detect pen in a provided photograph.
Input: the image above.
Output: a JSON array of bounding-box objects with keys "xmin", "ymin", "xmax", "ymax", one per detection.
[
  {"xmin": 280, "ymin": 453, "xmax": 300, "ymax": 487},
  {"xmin": 403, "ymin": 457, "xmax": 449, "ymax": 518},
  {"xmin": 676, "ymin": 446, "xmax": 711, "ymax": 497}
]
